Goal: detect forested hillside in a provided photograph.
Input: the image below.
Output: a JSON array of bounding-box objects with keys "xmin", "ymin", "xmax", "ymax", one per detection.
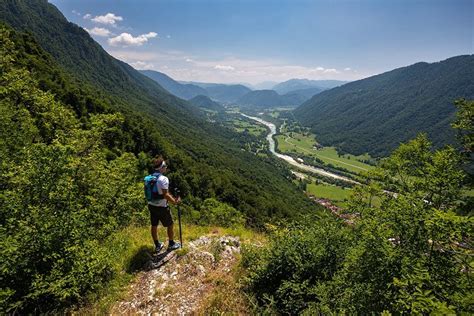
[
  {"xmin": 237, "ymin": 89, "xmax": 307, "ymax": 108},
  {"xmin": 273, "ymin": 79, "xmax": 346, "ymax": 94},
  {"xmin": 294, "ymin": 55, "xmax": 474, "ymax": 156},
  {"xmin": 0, "ymin": 0, "xmax": 314, "ymax": 224},
  {"xmin": 185, "ymin": 82, "xmax": 252, "ymax": 103},
  {"xmin": 189, "ymin": 95, "xmax": 225, "ymax": 111},
  {"xmin": 0, "ymin": 2, "xmax": 318, "ymax": 312}
]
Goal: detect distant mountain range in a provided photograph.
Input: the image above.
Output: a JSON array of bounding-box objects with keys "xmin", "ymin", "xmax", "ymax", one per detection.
[
  {"xmin": 140, "ymin": 71, "xmax": 347, "ymax": 108},
  {"xmin": 294, "ymin": 55, "xmax": 474, "ymax": 157},
  {"xmin": 237, "ymin": 89, "xmax": 307, "ymax": 108},
  {"xmin": 273, "ymin": 79, "xmax": 347, "ymax": 94},
  {"xmin": 235, "ymin": 80, "xmax": 346, "ymax": 108},
  {"xmin": 250, "ymin": 81, "xmax": 279, "ymax": 90},
  {"xmin": 141, "ymin": 72, "xmax": 252, "ymax": 103},
  {"xmin": 200, "ymin": 83, "xmax": 252, "ymax": 103},
  {"xmin": 140, "ymin": 70, "xmax": 208, "ymax": 100}
]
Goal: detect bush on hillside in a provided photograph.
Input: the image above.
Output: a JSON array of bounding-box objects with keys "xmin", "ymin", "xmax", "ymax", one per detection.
[
  {"xmin": 0, "ymin": 29, "xmax": 143, "ymax": 313},
  {"xmin": 198, "ymin": 198, "xmax": 245, "ymax": 227},
  {"xmin": 244, "ymin": 134, "xmax": 473, "ymax": 314}
]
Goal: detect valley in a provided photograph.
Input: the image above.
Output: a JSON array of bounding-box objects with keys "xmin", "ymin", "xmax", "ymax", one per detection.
[
  {"xmin": 1, "ymin": 1, "xmax": 471, "ymax": 314},
  {"xmin": 235, "ymin": 110, "xmax": 363, "ymax": 207}
]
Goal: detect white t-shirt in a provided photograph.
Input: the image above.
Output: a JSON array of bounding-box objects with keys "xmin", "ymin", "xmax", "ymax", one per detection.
[{"xmin": 148, "ymin": 173, "xmax": 169, "ymax": 207}]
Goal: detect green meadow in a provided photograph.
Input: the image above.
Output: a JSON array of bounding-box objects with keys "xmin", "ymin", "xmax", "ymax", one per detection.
[
  {"xmin": 275, "ymin": 131, "xmax": 375, "ymax": 174},
  {"xmin": 306, "ymin": 182, "xmax": 352, "ymax": 207},
  {"xmin": 231, "ymin": 119, "xmax": 267, "ymax": 136}
]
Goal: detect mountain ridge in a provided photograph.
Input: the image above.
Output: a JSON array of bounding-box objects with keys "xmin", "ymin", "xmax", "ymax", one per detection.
[
  {"xmin": 140, "ymin": 70, "xmax": 209, "ymax": 100},
  {"xmin": 237, "ymin": 89, "xmax": 308, "ymax": 108},
  {"xmin": 188, "ymin": 95, "xmax": 225, "ymax": 111},
  {"xmin": 294, "ymin": 55, "xmax": 474, "ymax": 156},
  {"xmin": 273, "ymin": 79, "xmax": 347, "ymax": 94}
]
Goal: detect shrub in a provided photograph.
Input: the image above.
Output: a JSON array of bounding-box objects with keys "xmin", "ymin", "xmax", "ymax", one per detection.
[
  {"xmin": 243, "ymin": 218, "xmax": 352, "ymax": 314},
  {"xmin": 198, "ymin": 198, "xmax": 245, "ymax": 227}
]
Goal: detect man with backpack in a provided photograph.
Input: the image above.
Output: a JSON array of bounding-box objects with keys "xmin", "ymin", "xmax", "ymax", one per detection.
[{"xmin": 145, "ymin": 156, "xmax": 181, "ymax": 252}]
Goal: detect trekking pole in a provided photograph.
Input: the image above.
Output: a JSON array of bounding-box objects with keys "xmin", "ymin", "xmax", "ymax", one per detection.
[{"xmin": 175, "ymin": 188, "xmax": 183, "ymax": 248}]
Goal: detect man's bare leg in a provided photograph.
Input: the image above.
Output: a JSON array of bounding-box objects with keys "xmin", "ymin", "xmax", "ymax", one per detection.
[
  {"xmin": 167, "ymin": 224, "xmax": 174, "ymax": 241},
  {"xmin": 151, "ymin": 225, "xmax": 158, "ymax": 242}
]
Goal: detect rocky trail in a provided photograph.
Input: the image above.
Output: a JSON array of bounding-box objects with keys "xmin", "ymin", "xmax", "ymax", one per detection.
[{"xmin": 111, "ymin": 236, "xmax": 242, "ymax": 315}]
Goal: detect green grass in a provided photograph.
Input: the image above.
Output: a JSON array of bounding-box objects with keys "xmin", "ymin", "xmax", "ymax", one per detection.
[
  {"xmin": 306, "ymin": 182, "xmax": 353, "ymax": 207},
  {"xmin": 231, "ymin": 119, "xmax": 267, "ymax": 137},
  {"xmin": 269, "ymin": 111, "xmax": 280, "ymax": 118},
  {"xmin": 275, "ymin": 131, "xmax": 375, "ymax": 174},
  {"xmin": 78, "ymin": 223, "xmax": 263, "ymax": 314}
]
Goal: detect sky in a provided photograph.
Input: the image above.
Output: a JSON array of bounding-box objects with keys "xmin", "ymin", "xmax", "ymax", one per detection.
[{"xmin": 50, "ymin": 0, "xmax": 473, "ymax": 85}]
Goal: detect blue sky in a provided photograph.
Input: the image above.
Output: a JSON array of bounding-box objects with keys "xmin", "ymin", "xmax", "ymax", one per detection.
[{"xmin": 51, "ymin": 0, "xmax": 473, "ymax": 85}]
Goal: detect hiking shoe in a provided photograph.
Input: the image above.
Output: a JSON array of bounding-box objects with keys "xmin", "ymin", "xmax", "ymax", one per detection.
[
  {"xmin": 167, "ymin": 242, "xmax": 181, "ymax": 251},
  {"xmin": 155, "ymin": 242, "xmax": 164, "ymax": 253}
]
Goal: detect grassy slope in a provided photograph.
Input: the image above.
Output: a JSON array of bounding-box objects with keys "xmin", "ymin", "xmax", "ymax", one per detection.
[
  {"xmin": 306, "ymin": 183, "xmax": 352, "ymax": 207},
  {"xmin": 232, "ymin": 119, "xmax": 267, "ymax": 137}
]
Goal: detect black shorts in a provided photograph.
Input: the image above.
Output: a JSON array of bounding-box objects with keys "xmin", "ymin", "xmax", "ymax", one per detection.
[{"xmin": 148, "ymin": 204, "xmax": 173, "ymax": 227}]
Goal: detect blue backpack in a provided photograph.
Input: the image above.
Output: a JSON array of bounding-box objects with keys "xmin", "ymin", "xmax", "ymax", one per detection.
[{"xmin": 144, "ymin": 172, "xmax": 164, "ymax": 202}]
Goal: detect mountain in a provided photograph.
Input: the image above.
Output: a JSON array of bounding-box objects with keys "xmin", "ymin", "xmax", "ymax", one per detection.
[
  {"xmin": 0, "ymin": 2, "xmax": 319, "ymax": 311},
  {"xmin": 294, "ymin": 55, "xmax": 474, "ymax": 157},
  {"xmin": 189, "ymin": 95, "xmax": 225, "ymax": 111},
  {"xmin": 236, "ymin": 89, "xmax": 311, "ymax": 108},
  {"xmin": 251, "ymin": 81, "xmax": 279, "ymax": 90},
  {"xmin": 0, "ymin": 0, "xmax": 202, "ymax": 121},
  {"xmin": 284, "ymin": 87, "xmax": 324, "ymax": 100},
  {"xmin": 181, "ymin": 81, "xmax": 252, "ymax": 103},
  {"xmin": 237, "ymin": 90, "xmax": 283, "ymax": 107},
  {"xmin": 273, "ymin": 79, "xmax": 347, "ymax": 94},
  {"xmin": 0, "ymin": 0, "xmax": 314, "ymax": 225},
  {"xmin": 140, "ymin": 70, "xmax": 208, "ymax": 100}
]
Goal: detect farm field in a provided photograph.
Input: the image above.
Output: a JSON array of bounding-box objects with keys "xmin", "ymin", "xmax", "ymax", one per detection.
[
  {"xmin": 306, "ymin": 182, "xmax": 352, "ymax": 207},
  {"xmin": 231, "ymin": 118, "xmax": 267, "ymax": 136},
  {"xmin": 275, "ymin": 132, "xmax": 375, "ymax": 174}
]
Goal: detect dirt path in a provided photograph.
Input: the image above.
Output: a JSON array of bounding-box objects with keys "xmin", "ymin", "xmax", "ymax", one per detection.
[{"xmin": 111, "ymin": 236, "xmax": 241, "ymax": 315}]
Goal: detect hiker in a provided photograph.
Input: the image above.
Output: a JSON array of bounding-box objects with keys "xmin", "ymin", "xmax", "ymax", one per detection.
[{"xmin": 147, "ymin": 156, "xmax": 181, "ymax": 252}]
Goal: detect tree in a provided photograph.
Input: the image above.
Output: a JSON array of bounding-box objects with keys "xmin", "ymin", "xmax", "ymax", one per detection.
[
  {"xmin": 452, "ymin": 99, "xmax": 474, "ymax": 154},
  {"xmin": 245, "ymin": 133, "xmax": 472, "ymax": 314}
]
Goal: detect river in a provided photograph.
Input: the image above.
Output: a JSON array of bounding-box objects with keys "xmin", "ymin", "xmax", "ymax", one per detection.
[{"xmin": 241, "ymin": 113, "xmax": 359, "ymax": 184}]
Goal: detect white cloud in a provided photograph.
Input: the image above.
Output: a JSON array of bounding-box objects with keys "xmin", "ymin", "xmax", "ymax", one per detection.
[
  {"xmin": 72, "ymin": 10, "xmax": 81, "ymax": 16},
  {"xmin": 323, "ymin": 68, "xmax": 339, "ymax": 74},
  {"xmin": 166, "ymin": 35, "xmax": 171, "ymax": 39},
  {"xmin": 215, "ymin": 65, "xmax": 235, "ymax": 71},
  {"xmin": 109, "ymin": 49, "xmax": 364, "ymax": 84},
  {"xmin": 85, "ymin": 27, "xmax": 112, "ymax": 37},
  {"xmin": 130, "ymin": 61, "xmax": 154, "ymax": 70},
  {"xmin": 108, "ymin": 32, "xmax": 158, "ymax": 47},
  {"xmin": 83, "ymin": 13, "xmax": 92, "ymax": 19},
  {"xmin": 91, "ymin": 13, "xmax": 123, "ymax": 25},
  {"xmin": 344, "ymin": 67, "xmax": 352, "ymax": 71}
]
